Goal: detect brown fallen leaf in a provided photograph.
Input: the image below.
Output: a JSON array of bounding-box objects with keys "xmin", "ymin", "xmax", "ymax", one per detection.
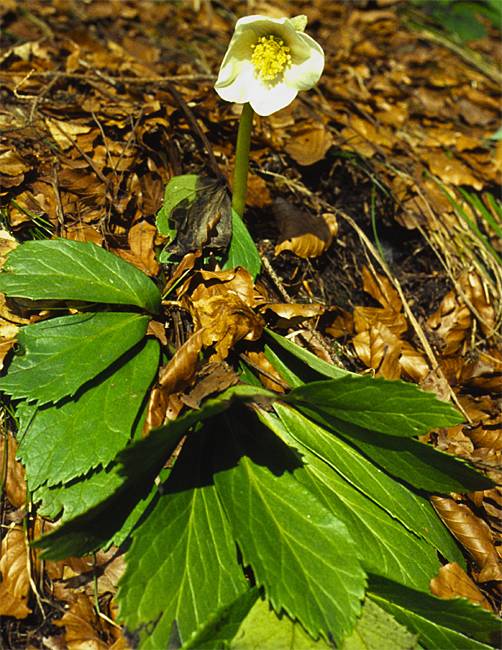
[
  {"xmin": 352, "ymin": 323, "xmax": 402, "ymax": 379},
  {"xmin": 0, "ymin": 149, "xmax": 31, "ymax": 176},
  {"xmin": 0, "ymin": 525, "xmax": 31, "ymax": 618},
  {"xmin": 423, "ymin": 151, "xmax": 483, "ymax": 190},
  {"xmin": 431, "ymin": 496, "xmax": 502, "ymax": 582},
  {"xmin": 274, "ymin": 198, "xmax": 334, "ymax": 258},
  {"xmin": 260, "ymin": 302, "xmax": 324, "ymax": 329},
  {"xmin": 244, "ymin": 350, "xmax": 287, "ymax": 392},
  {"xmin": 158, "ymin": 328, "xmax": 207, "ymax": 395},
  {"xmin": 54, "ymin": 592, "xmax": 109, "ymax": 650},
  {"xmin": 430, "ymin": 562, "xmax": 492, "ymax": 611},
  {"xmin": 360, "ymin": 265, "xmax": 402, "ymax": 312},
  {"xmin": 427, "ymin": 290, "xmax": 472, "ymax": 355},
  {"xmin": 114, "ymin": 221, "xmax": 159, "ymax": 277},
  {"xmin": 460, "ymin": 271, "xmax": 497, "ymax": 337},
  {"xmin": 0, "ymin": 430, "xmax": 26, "ymax": 508},
  {"xmin": 285, "ymin": 123, "xmax": 333, "ymax": 166}
]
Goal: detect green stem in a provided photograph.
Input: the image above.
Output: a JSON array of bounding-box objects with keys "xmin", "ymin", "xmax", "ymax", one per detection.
[{"xmin": 232, "ymin": 103, "xmax": 254, "ymax": 217}]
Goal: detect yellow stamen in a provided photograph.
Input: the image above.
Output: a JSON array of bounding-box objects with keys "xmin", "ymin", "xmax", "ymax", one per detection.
[{"xmin": 250, "ymin": 35, "xmax": 292, "ymax": 82}]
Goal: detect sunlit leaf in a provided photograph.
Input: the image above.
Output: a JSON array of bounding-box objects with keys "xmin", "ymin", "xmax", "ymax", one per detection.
[
  {"xmin": 212, "ymin": 409, "xmax": 366, "ymax": 645},
  {"xmin": 0, "ymin": 312, "xmax": 150, "ymax": 405},
  {"xmin": 0, "ymin": 239, "xmax": 161, "ymax": 313},
  {"xmin": 18, "ymin": 338, "xmax": 159, "ymax": 490},
  {"xmin": 118, "ymin": 430, "xmax": 248, "ymax": 649}
]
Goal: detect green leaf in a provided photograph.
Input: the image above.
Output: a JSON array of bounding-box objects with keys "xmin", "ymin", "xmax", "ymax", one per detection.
[
  {"xmin": 368, "ymin": 576, "xmax": 500, "ymax": 649},
  {"xmin": 223, "ymin": 209, "xmax": 261, "ymax": 279},
  {"xmin": 212, "ymin": 409, "xmax": 366, "ymax": 645},
  {"xmin": 230, "ymin": 596, "xmax": 334, "ymax": 650},
  {"xmin": 341, "ymin": 598, "xmax": 419, "ymax": 650},
  {"xmin": 156, "ymin": 174, "xmax": 199, "ymax": 237},
  {"xmin": 18, "ymin": 338, "xmax": 160, "ymax": 490},
  {"xmin": 286, "ymin": 377, "xmax": 463, "ymax": 437},
  {"xmin": 266, "ymin": 330, "xmax": 350, "ymax": 381},
  {"xmin": 258, "ymin": 410, "xmax": 441, "ymax": 592},
  {"xmin": 0, "ymin": 312, "xmax": 150, "ymax": 406},
  {"xmin": 0, "ymin": 239, "xmax": 161, "ymax": 313},
  {"xmin": 274, "ymin": 404, "xmax": 465, "ymax": 567},
  {"xmin": 182, "ymin": 590, "xmax": 259, "ymax": 650},
  {"xmin": 34, "ymin": 384, "xmax": 272, "ymax": 558},
  {"xmin": 299, "ymin": 408, "xmax": 492, "ymax": 494},
  {"xmin": 118, "ymin": 429, "xmax": 248, "ymax": 649}
]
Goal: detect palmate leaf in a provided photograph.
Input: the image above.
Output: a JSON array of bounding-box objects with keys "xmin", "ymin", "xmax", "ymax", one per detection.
[
  {"xmin": 229, "ymin": 596, "xmax": 334, "ymax": 650},
  {"xmin": 34, "ymin": 385, "xmax": 273, "ymax": 559},
  {"xmin": 368, "ymin": 576, "xmax": 500, "ymax": 649},
  {"xmin": 274, "ymin": 404, "xmax": 465, "ymax": 567},
  {"xmin": 118, "ymin": 429, "xmax": 249, "ymax": 649},
  {"xmin": 285, "ymin": 376, "xmax": 463, "ymax": 437},
  {"xmin": 17, "ymin": 338, "xmax": 160, "ymax": 491},
  {"xmin": 212, "ymin": 409, "xmax": 366, "ymax": 646},
  {"xmin": 0, "ymin": 239, "xmax": 161, "ymax": 313},
  {"xmin": 0, "ymin": 312, "xmax": 150, "ymax": 406},
  {"xmin": 258, "ymin": 410, "xmax": 441, "ymax": 592},
  {"xmin": 182, "ymin": 590, "xmax": 260, "ymax": 650},
  {"xmin": 340, "ymin": 599, "xmax": 419, "ymax": 650},
  {"xmin": 299, "ymin": 407, "xmax": 492, "ymax": 494}
]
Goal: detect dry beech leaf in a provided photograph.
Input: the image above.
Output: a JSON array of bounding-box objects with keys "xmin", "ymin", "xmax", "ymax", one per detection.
[
  {"xmin": 274, "ymin": 199, "xmax": 334, "ymax": 259},
  {"xmin": 55, "ymin": 592, "xmax": 109, "ymax": 650},
  {"xmin": 158, "ymin": 328, "xmax": 207, "ymax": 395},
  {"xmin": 189, "ymin": 267, "xmax": 259, "ymax": 307},
  {"xmin": 285, "ymin": 123, "xmax": 333, "ymax": 166},
  {"xmin": 0, "ymin": 149, "xmax": 31, "ymax": 176},
  {"xmin": 260, "ymin": 302, "xmax": 324, "ymax": 328},
  {"xmin": 361, "ymin": 265, "xmax": 402, "ymax": 312},
  {"xmin": 0, "ymin": 431, "xmax": 26, "ymax": 508},
  {"xmin": 63, "ymin": 223, "xmax": 104, "ymax": 246},
  {"xmin": 0, "ymin": 525, "xmax": 31, "ymax": 618},
  {"xmin": 180, "ymin": 362, "xmax": 240, "ymax": 409},
  {"xmin": 423, "ymin": 151, "xmax": 483, "ymax": 190},
  {"xmin": 244, "ymin": 350, "xmax": 287, "ymax": 392},
  {"xmin": 399, "ymin": 341, "xmax": 430, "ymax": 382},
  {"xmin": 353, "ymin": 305, "xmax": 408, "ymax": 337},
  {"xmin": 431, "ymin": 496, "xmax": 502, "ymax": 582},
  {"xmin": 352, "ymin": 323, "xmax": 401, "ymax": 379},
  {"xmin": 325, "ymin": 309, "xmax": 354, "ymax": 339},
  {"xmin": 115, "ymin": 221, "xmax": 159, "ymax": 277},
  {"xmin": 427, "ymin": 290, "xmax": 471, "ymax": 355},
  {"xmin": 460, "ymin": 272, "xmax": 496, "ymax": 337},
  {"xmin": 45, "ymin": 118, "xmax": 92, "ymax": 151},
  {"xmin": 430, "ymin": 562, "xmax": 492, "ymax": 611},
  {"xmin": 469, "ymin": 426, "xmax": 502, "ymax": 451}
]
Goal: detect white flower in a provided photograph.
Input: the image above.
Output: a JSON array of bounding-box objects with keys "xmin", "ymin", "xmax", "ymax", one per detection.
[{"xmin": 215, "ymin": 15, "xmax": 324, "ymax": 117}]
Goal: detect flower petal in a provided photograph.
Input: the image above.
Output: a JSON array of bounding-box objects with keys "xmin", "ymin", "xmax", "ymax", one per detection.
[
  {"xmin": 284, "ymin": 33, "xmax": 325, "ymax": 91},
  {"xmin": 215, "ymin": 60, "xmax": 254, "ymax": 104},
  {"xmin": 250, "ymin": 80, "xmax": 298, "ymax": 117}
]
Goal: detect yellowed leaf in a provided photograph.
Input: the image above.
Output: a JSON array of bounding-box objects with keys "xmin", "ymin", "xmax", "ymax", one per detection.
[
  {"xmin": 352, "ymin": 323, "xmax": 402, "ymax": 379},
  {"xmin": 45, "ymin": 118, "xmax": 92, "ymax": 151},
  {"xmin": 55, "ymin": 593, "xmax": 108, "ymax": 650},
  {"xmin": 423, "ymin": 151, "xmax": 483, "ymax": 190},
  {"xmin": 0, "ymin": 150, "xmax": 31, "ymax": 176},
  {"xmin": 0, "ymin": 430, "xmax": 26, "ymax": 508},
  {"xmin": 274, "ymin": 199, "xmax": 334, "ymax": 259}
]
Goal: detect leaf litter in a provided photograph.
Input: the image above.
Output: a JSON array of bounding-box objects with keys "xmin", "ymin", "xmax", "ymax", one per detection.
[{"xmin": 0, "ymin": 0, "xmax": 501, "ymax": 646}]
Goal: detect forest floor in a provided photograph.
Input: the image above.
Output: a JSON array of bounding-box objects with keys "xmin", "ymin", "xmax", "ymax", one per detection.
[{"xmin": 0, "ymin": 0, "xmax": 500, "ymax": 648}]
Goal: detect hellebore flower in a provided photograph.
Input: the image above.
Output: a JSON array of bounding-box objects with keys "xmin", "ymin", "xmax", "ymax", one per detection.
[{"xmin": 215, "ymin": 14, "xmax": 324, "ymax": 117}]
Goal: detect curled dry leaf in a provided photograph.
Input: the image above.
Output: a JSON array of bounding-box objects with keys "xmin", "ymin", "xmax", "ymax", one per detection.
[
  {"xmin": 189, "ymin": 267, "xmax": 260, "ymax": 307},
  {"xmin": 115, "ymin": 221, "xmax": 160, "ymax": 277},
  {"xmin": 431, "ymin": 496, "xmax": 502, "ymax": 583},
  {"xmin": 0, "ymin": 149, "xmax": 31, "ymax": 176},
  {"xmin": 285, "ymin": 123, "xmax": 333, "ymax": 166},
  {"xmin": 352, "ymin": 323, "xmax": 402, "ymax": 380},
  {"xmin": 274, "ymin": 198, "xmax": 334, "ymax": 258},
  {"xmin": 260, "ymin": 302, "xmax": 324, "ymax": 328},
  {"xmin": 158, "ymin": 328, "xmax": 207, "ymax": 395},
  {"xmin": 427, "ymin": 290, "xmax": 472, "ymax": 355},
  {"xmin": 469, "ymin": 426, "xmax": 502, "ymax": 451},
  {"xmin": 0, "ymin": 430, "xmax": 26, "ymax": 508},
  {"xmin": 54, "ymin": 592, "xmax": 110, "ymax": 650},
  {"xmin": 244, "ymin": 350, "xmax": 287, "ymax": 392},
  {"xmin": 0, "ymin": 525, "xmax": 31, "ymax": 618},
  {"xmin": 423, "ymin": 151, "xmax": 483, "ymax": 190},
  {"xmin": 360, "ymin": 265, "xmax": 402, "ymax": 312},
  {"xmin": 430, "ymin": 562, "xmax": 492, "ymax": 611},
  {"xmin": 460, "ymin": 271, "xmax": 497, "ymax": 337},
  {"xmin": 325, "ymin": 308, "xmax": 354, "ymax": 339}
]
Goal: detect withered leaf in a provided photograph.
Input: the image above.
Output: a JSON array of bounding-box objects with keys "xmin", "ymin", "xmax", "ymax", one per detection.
[
  {"xmin": 166, "ymin": 176, "xmax": 232, "ymax": 258},
  {"xmin": 352, "ymin": 323, "xmax": 402, "ymax": 380},
  {"xmin": 274, "ymin": 198, "xmax": 334, "ymax": 259},
  {"xmin": 430, "ymin": 562, "xmax": 492, "ymax": 611},
  {"xmin": 431, "ymin": 497, "xmax": 502, "ymax": 582},
  {"xmin": 427, "ymin": 290, "xmax": 471, "ymax": 355},
  {"xmin": 0, "ymin": 431, "xmax": 26, "ymax": 508},
  {"xmin": 260, "ymin": 302, "xmax": 325, "ymax": 328},
  {"xmin": 285, "ymin": 124, "xmax": 333, "ymax": 166},
  {"xmin": 0, "ymin": 526, "xmax": 31, "ymax": 618},
  {"xmin": 54, "ymin": 592, "xmax": 109, "ymax": 650}
]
